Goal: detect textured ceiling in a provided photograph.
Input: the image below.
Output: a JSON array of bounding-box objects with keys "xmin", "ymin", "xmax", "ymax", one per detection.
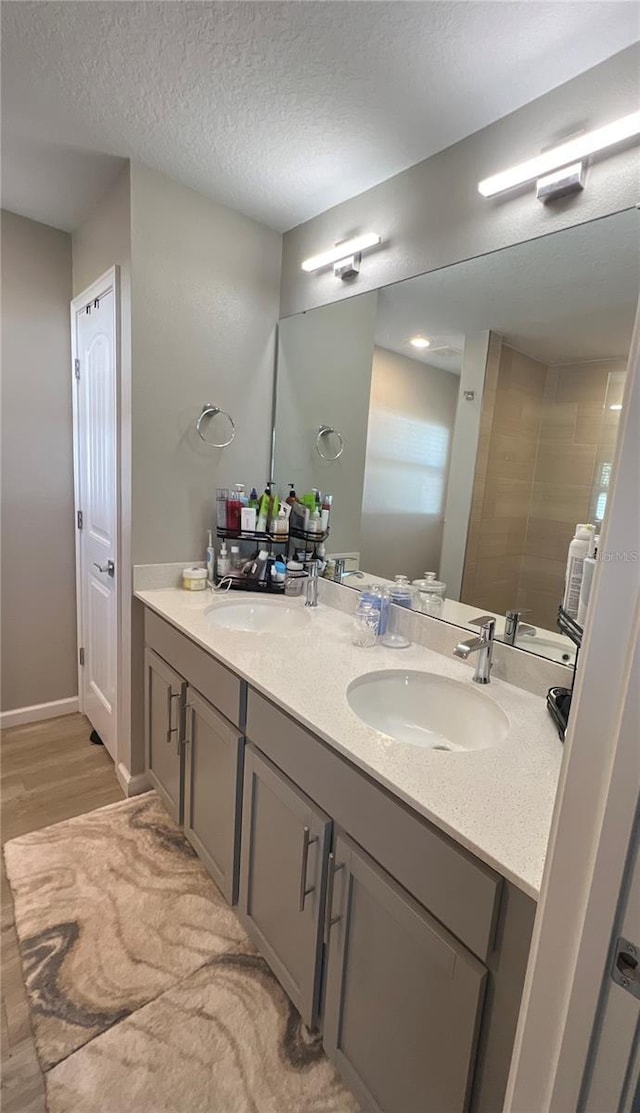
[
  {"xmin": 375, "ymin": 210, "xmax": 640, "ymax": 369},
  {"xmin": 2, "ymin": 1, "xmax": 638, "ymax": 232}
]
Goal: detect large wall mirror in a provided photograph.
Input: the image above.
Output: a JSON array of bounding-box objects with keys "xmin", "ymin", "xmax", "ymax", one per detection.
[{"xmin": 273, "ymin": 210, "xmax": 639, "ymax": 665}]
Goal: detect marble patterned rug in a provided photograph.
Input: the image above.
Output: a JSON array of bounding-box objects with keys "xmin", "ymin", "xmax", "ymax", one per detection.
[{"xmin": 4, "ymin": 792, "xmax": 359, "ymax": 1112}]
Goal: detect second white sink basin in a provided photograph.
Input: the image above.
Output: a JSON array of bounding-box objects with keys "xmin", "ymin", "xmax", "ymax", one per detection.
[
  {"xmin": 205, "ymin": 599, "xmax": 310, "ymax": 634},
  {"xmin": 347, "ymin": 670, "xmax": 509, "ymax": 752}
]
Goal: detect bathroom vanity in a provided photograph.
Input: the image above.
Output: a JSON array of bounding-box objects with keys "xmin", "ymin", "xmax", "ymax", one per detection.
[{"xmin": 137, "ymin": 586, "xmax": 563, "ymax": 1113}]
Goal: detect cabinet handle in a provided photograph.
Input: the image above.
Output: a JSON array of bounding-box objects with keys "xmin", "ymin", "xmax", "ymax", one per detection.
[
  {"xmin": 323, "ymin": 852, "xmax": 345, "ymax": 944},
  {"xmin": 179, "ymin": 703, "xmax": 193, "ymax": 755},
  {"xmin": 166, "ymin": 689, "xmax": 180, "ymax": 744},
  {"xmin": 298, "ymin": 826, "xmax": 318, "ymax": 912}
]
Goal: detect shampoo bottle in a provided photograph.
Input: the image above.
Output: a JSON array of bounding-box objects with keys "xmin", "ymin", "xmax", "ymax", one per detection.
[
  {"xmin": 563, "ymin": 524, "xmax": 595, "ymax": 619},
  {"xmin": 218, "ymin": 541, "xmax": 230, "ymax": 578},
  {"xmin": 206, "ymin": 529, "xmax": 215, "ymax": 583}
]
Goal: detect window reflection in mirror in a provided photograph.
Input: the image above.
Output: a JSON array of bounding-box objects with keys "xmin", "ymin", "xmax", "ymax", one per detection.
[{"xmin": 273, "ymin": 210, "xmax": 639, "ymax": 665}]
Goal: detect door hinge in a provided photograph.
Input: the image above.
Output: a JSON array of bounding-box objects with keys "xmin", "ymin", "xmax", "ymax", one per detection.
[
  {"xmin": 74, "ymin": 358, "xmax": 80, "ymax": 380},
  {"xmin": 77, "ymin": 510, "xmax": 83, "ymax": 530},
  {"xmin": 79, "ymin": 647, "xmax": 85, "ymax": 667}
]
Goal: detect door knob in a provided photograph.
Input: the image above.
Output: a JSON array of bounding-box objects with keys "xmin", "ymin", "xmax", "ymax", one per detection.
[{"xmin": 93, "ymin": 560, "xmax": 115, "ymax": 577}]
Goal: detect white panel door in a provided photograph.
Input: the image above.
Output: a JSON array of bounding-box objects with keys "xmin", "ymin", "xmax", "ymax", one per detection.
[{"xmin": 74, "ymin": 288, "xmax": 117, "ymax": 759}]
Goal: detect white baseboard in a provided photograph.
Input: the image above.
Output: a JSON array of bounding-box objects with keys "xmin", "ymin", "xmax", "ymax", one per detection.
[
  {"xmin": 116, "ymin": 761, "xmax": 151, "ymax": 798},
  {"xmin": 0, "ymin": 696, "xmax": 80, "ymax": 731}
]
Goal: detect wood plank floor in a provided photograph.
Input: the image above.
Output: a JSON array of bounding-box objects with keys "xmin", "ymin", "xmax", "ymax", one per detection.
[{"xmin": 1, "ymin": 713, "xmax": 123, "ymax": 1112}]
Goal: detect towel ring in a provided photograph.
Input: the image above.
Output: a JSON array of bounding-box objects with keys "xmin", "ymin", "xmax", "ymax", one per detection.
[
  {"xmin": 196, "ymin": 404, "xmax": 236, "ymax": 448},
  {"xmin": 315, "ymin": 425, "xmax": 344, "ymax": 462}
]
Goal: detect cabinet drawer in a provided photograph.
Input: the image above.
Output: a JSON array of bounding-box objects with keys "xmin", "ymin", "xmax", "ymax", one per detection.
[
  {"xmin": 246, "ymin": 689, "xmax": 501, "ymax": 962},
  {"xmin": 145, "ymin": 609, "xmax": 243, "ymax": 728}
]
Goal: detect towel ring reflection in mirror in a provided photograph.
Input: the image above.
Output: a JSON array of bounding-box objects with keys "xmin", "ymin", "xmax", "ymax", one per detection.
[
  {"xmin": 316, "ymin": 424, "xmax": 344, "ymax": 461},
  {"xmin": 196, "ymin": 404, "xmax": 236, "ymax": 448}
]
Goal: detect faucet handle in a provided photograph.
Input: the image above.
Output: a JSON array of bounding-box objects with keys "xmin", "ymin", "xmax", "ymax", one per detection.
[
  {"xmin": 469, "ymin": 615, "xmax": 496, "ymax": 629},
  {"xmin": 506, "ymin": 608, "xmax": 532, "ymax": 619}
]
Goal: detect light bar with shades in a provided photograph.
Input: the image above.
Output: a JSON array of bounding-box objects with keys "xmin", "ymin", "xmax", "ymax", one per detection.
[
  {"xmin": 478, "ymin": 111, "xmax": 640, "ymax": 199},
  {"xmin": 301, "ymin": 233, "xmax": 382, "ymax": 274}
]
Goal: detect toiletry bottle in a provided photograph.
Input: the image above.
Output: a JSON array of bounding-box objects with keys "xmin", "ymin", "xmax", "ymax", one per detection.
[
  {"xmin": 308, "ymin": 504, "xmax": 322, "ymax": 534},
  {"xmin": 226, "ymin": 485, "xmax": 244, "ymax": 532},
  {"xmin": 563, "ymin": 524, "xmax": 595, "ymax": 619},
  {"xmin": 217, "ymin": 541, "xmax": 230, "ymax": 578},
  {"xmin": 269, "ymin": 491, "xmax": 280, "ymax": 533},
  {"xmin": 256, "ymin": 485, "xmax": 271, "ymax": 532},
  {"xmin": 216, "ymin": 488, "xmax": 229, "ymax": 529},
  {"xmin": 206, "ymin": 529, "xmax": 215, "ymax": 583},
  {"xmin": 230, "ymin": 544, "xmax": 242, "ymax": 571},
  {"xmin": 241, "ymin": 504, "xmax": 257, "ymax": 531},
  {"xmin": 286, "ymin": 484, "xmax": 297, "ymax": 506},
  {"xmin": 321, "ymin": 493, "xmax": 332, "ymax": 531},
  {"xmin": 577, "ymin": 535, "xmax": 599, "ymax": 626},
  {"xmin": 248, "ymin": 487, "xmax": 259, "ymax": 508}
]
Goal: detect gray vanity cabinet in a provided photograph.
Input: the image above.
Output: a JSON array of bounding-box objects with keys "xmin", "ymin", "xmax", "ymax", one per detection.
[
  {"xmin": 238, "ymin": 744, "xmax": 331, "ymax": 1028},
  {"xmin": 144, "ymin": 609, "xmax": 245, "ymax": 904},
  {"xmin": 323, "ymin": 833, "xmax": 487, "ymax": 1113},
  {"xmin": 183, "ymin": 688, "xmax": 243, "ymax": 903},
  {"xmin": 144, "ymin": 647, "xmax": 186, "ymax": 823}
]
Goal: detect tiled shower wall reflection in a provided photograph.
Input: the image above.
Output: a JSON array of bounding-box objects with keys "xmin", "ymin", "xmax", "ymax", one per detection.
[{"xmin": 462, "ymin": 342, "xmax": 624, "ymax": 629}]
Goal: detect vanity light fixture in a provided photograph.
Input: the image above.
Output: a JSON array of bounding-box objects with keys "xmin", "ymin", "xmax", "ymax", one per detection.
[
  {"xmin": 609, "ymin": 404, "xmax": 623, "ymax": 411},
  {"xmin": 410, "ymin": 336, "xmax": 431, "ymax": 349},
  {"xmin": 478, "ymin": 110, "xmax": 640, "ymax": 200},
  {"xmin": 301, "ymin": 233, "xmax": 382, "ymax": 279}
]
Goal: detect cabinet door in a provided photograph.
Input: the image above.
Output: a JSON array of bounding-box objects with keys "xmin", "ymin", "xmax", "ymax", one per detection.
[
  {"xmin": 324, "ymin": 834, "xmax": 487, "ymax": 1113},
  {"xmin": 183, "ymin": 687, "xmax": 243, "ymax": 904},
  {"xmin": 144, "ymin": 647, "xmax": 186, "ymax": 823},
  {"xmin": 238, "ymin": 744, "xmax": 331, "ymax": 1028}
]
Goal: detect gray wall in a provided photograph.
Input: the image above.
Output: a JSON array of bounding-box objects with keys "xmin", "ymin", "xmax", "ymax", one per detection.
[
  {"xmin": 1, "ymin": 210, "xmax": 76, "ymax": 712},
  {"xmin": 130, "ymin": 162, "xmax": 283, "ymax": 565},
  {"xmin": 274, "ymin": 292, "xmax": 378, "ymax": 555},
  {"xmin": 280, "ymin": 46, "xmax": 640, "ymax": 318},
  {"xmin": 126, "ymin": 162, "xmax": 282, "ymax": 778},
  {"xmin": 361, "ymin": 346, "xmax": 459, "ymax": 582}
]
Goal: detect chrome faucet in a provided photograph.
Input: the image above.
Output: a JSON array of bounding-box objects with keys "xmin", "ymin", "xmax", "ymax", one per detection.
[
  {"xmin": 305, "ymin": 560, "xmax": 319, "ymax": 608},
  {"xmin": 504, "ymin": 609, "xmax": 537, "ymax": 645},
  {"xmin": 333, "ymin": 558, "xmax": 365, "ymax": 583},
  {"xmin": 453, "ymin": 616, "xmax": 496, "ymax": 684}
]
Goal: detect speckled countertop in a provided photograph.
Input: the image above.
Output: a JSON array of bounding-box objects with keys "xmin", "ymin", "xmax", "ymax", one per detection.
[{"xmin": 135, "ymin": 588, "xmax": 564, "ymax": 900}]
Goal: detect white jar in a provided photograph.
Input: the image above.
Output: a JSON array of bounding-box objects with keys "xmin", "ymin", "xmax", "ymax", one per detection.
[{"xmin": 182, "ymin": 566, "xmax": 208, "ymax": 591}]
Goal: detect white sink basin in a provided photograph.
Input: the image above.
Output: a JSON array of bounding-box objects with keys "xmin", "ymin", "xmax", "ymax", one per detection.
[
  {"xmin": 204, "ymin": 599, "xmax": 310, "ymax": 634},
  {"xmin": 347, "ymin": 670, "xmax": 509, "ymax": 752},
  {"xmin": 516, "ymin": 634, "xmax": 576, "ymax": 665}
]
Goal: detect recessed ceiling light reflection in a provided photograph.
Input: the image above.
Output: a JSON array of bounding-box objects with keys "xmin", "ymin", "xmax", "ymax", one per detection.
[
  {"xmin": 609, "ymin": 404, "xmax": 622, "ymax": 411},
  {"xmin": 410, "ymin": 336, "xmax": 431, "ymax": 349}
]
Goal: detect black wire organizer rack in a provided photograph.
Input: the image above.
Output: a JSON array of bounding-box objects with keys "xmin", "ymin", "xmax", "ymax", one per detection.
[
  {"xmin": 546, "ymin": 604, "xmax": 583, "ymax": 741},
  {"xmin": 214, "ymin": 525, "xmax": 329, "ymax": 593}
]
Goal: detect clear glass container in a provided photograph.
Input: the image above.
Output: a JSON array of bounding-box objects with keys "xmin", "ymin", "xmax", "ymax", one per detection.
[
  {"xmin": 352, "ymin": 600, "xmax": 380, "ymax": 648},
  {"xmin": 360, "ymin": 585, "xmax": 389, "ymax": 636},
  {"xmin": 284, "ymin": 563, "xmax": 306, "ymax": 597},
  {"xmin": 381, "ymin": 576, "xmax": 415, "ymax": 648},
  {"xmin": 412, "ymin": 571, "xmax": 447, "ymax": 617}
]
